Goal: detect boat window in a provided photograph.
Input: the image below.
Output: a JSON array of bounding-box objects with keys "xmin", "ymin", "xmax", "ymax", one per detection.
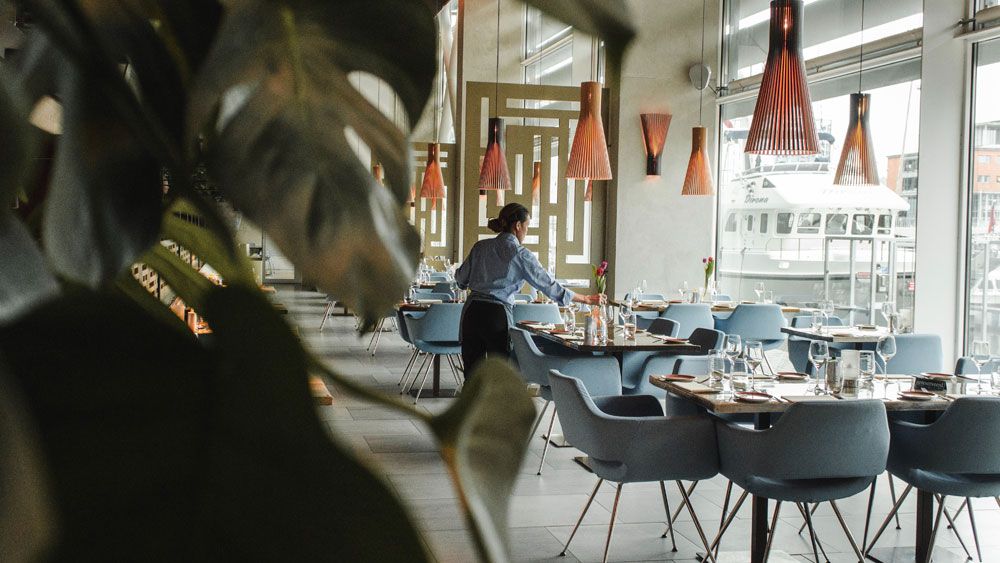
[
  {"xmin": 825, "ymin": 213, "xmax": 848, "ymax": 235},
  {"xmin": 776, "ymin": 213, "xmax": 794, "ymax": 235},
  {"xmin": 852, "ymin": 214, "xmax": 875, "ymax": 235},
  {"xmin": 759, "ymin": 213, "xmax": 768, "ymax": 234},
  {"xmin": 877, "ymin": 214, "xmax": 893, "ymax": 235},
  {"xmin": 724, "ymin": 213, "xmax": 737, "ymax": 232},
  {"xmin": 744, "ymin": 214, "xmax": 754, "ymax": 232},
  {"xmin": 797, "ymin": 213, "xmax": 821, "ymax": 234}
]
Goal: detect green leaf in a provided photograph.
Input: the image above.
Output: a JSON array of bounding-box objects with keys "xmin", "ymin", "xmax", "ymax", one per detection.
[
  {"xmin": 0, "ymin": 365, "xmax": 56, "ymax": 562},
  {"xmin": 520, "ymin": 0, "xmax": 635, "ymax": 72},
  {"xmin": 0, "ymin": 214, "xmax": 61, "ymax": 325},
  {"xmin": 162, "ymin": 198, "xmax": 256, "ymax": 288},
  {"xmin": 42, "ymin": 66, "xmax": 162, "ymax": 287},
  {"xmin": 203, "ymin": 285, "xmax": 429, "ymax": 561},
  {"xmin": 113, "ymin": 271, "xmax": 194, "ymax": 337},
  {"xmin": 429, "ymin": 359, "xmax": 536, "ymax": 563},
  {"xmin": 139, "ymin": 243, "xmax": 214, "ymax": 312}
]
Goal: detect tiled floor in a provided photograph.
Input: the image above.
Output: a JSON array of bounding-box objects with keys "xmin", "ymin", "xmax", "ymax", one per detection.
[{"xmin": 280, "ymin": 288, "xmax": 1000, "ymax": 563}]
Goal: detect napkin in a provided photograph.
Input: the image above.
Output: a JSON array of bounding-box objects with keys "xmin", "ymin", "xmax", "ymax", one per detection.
[
  {"xmin": 415, "ymin": 299, "xmax": 443, "ymax": 304},
  {"xmin": 782, "ymin": 395, "xmax": 839, "ymax": 402}
]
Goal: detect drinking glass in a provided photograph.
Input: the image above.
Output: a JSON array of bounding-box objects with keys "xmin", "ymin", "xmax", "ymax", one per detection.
[
  {"xmin": 724, "ymin": 334, "xmax": 742, "ymax": 363},
  {"xmin": 822, "ymin": 300, "xmax": 835, "ymax": 325},
  {"xmin": 991, "ymin": 370, "xmax": 1000, "ymax": 394},
  {"xmin": 811, "ymin": 311, "xmax": 825, "ymax": 333},
  {"xmin": 563, "ymin": 308, "xmax": 576, "ymax": 333},
  {"xmin": 620, "ymin": 308, "xmax": 636, "ymax": 340},
  {"xmin": 754, "ymin": 282, "xmax": 765, "ymax": 302},
  {"xmin": 876, "ymin": 335, "xmax": 897, "ymax": 375},
  {"xmin": 808, "ymin": 340, "xmax": 830, "ymax": 393},
  {"xmin": 731, "ymin": 358, "xmax": 750, "ymax": 390},
  {"xmin": 678, "ymin": 281, "xmax": 688, "ymax": 300},
  {"xmin": 640, "ymin": 279, "xmax": 648, "ymax": 294},
  {"xmin": 744, "ymin": 340, "xmax": 765, "ymax": 391},
  {"xmin": 709, "ymin": 350, "xmax": 726, "ymax": 386},
  {"xmin": 764, "ymin": 290, "xmax": 774, "ymax": 304},
  {"xmin": 971, "ymin": 340, "xmax": 990, "ymax": 395},
  {"xmin": 826, "ymin": 360, "xmax": 843, "ymax": 394},
  {"xmin": 859, "ymin": 351, "xmax": 876, "ymax": 384}
]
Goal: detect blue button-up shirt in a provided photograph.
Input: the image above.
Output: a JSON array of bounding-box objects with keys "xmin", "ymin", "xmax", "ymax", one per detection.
[{"xmin": 455, "ymin": 233, "xmax": 576, "ymax": 307}]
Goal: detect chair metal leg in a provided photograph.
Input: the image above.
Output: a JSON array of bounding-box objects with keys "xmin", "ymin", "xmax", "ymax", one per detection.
[
  {"xmin": 935, "ymin": 495, "xmax": 973, "ymax": 560},
  {"xmin": 560, "ymin": 478, "xmax": 604, "ymax": 557},
  {"xmin": 537, "ymin": 406, "xmax": 557, "ymax": 475},
  {"xmin": 412, "ymin": 355, "xmax": 434, "ymax": 405},
  {"xmin": 797, "ymin": 503, "xmax": 822, "ymax": 563},
  {"xmin": 862, "ymin": 480, "xmax": 877, "ymax": 550},
  {"xmin": 865, "ymin": 483, "xmax": 913, "ymax": 554},
  {"xmin": 830, "ymin": 500, "xmax": 865, "ymax": 562},
  {"xmin": 763, "ymin": 500, "xmax": 782, "ymax": 563},
  {"xmin": 601, "ymin": 483, "xmax": 624, "ymax": 563},
  {"xmin": 670, "ymin": 480, "xmax": 698, "ymax": 524},
  {"xmin": 527, "ymin": 400, "xmax": 550, "ymax": 442},
  {"xmin": 763, "ymin": 351, "xmax": 775, "ymax": 376},
  {"xmin": 924, "ymin": 495, "xmax": 947, "ymax": 563},
  {"xmin": 401, "ymin": 353, "xmax": 430, "ymax": 395},
  {"xmin": 887, "ymin": 474, "xmax": 903, "ymax": 530},
  {"xmin": 797, "ymin": 502, "xmax": 821, "ymax": 534},
  {"xmin": 718, "ymin": 480, "xmax": 733, "ymax": 535},
  {"xmin": 676, "ymin": 481, "xmax": 717, "ymax": 563},
  {"xmin": 319, "ymin": 301, "xmax": 335, "ymax": 331},
  {"xmin": 708, "ymin": 489, "xmax": 749, "ymax": 556},
  {"xmin": 398, "ymin": 350, "xmax": 419, "ymax": 386},
  {"xmin": 966, "ymin": 497, "xmax": 983, "ymax": 562},
  {"xmin": 659, "ymin": 481, "xmax": 677, "ymax": 551}
]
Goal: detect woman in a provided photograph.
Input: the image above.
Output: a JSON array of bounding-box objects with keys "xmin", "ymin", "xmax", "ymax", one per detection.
[{"xmin": 454, "ymin": 203, "xmax": 605, "ymax": 376}]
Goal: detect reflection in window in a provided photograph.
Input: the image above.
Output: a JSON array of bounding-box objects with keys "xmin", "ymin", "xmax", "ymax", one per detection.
[
  {"xmin": 878, "ymin": 214, "xmax": 892, "ymax": 234},
  {"xmin": 776, "ymin": 213, "xmax": 794, "ymax": 235},
  {"xmin": 725, "ymin": 213, "xmax": 737, "ymax": 232},
  {"xmin": 852, "ymin": 214, "xmax": 874, "ymax": 235},
  {"xmin": 744, "ymin": 215, "xmax": 754, "ymax": 232},
  {"xmin": 797, "ymin": 213, "xmax": 821, "ymax": 234},
  {"xmin": 760, "ymin": 213, "xmax": 769, "ymax": 233},
  {"xmin": 826, "ymin": 213, "xmax": 848, "ymax": 235}
]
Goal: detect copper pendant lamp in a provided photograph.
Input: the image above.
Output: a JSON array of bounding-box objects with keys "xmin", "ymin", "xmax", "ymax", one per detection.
[
  {"xmin": 834, "ymin": 1, "xmax": 879, "ymax": 186},
  {"xmin": 407, "ymin": 184, "xmax": 416, "ymax": 208},
  {"xmin": 531, "ymin": 161, "xmax": 541, "ymax": 205},
  {"xmin": 420, "ymin": 142, "xmax": 446, "ymax": 210},
  {"xmin": 478, "ymin": 117, "xmax": 511, "ymax": 190},
  {"xmin": 566, "ymin": 81, "xmax": 613, "ymax": 180},
  {"xmin": 640, "ymin": 113, "xmax": 671, "ymax": 175},
  {"xmin": 682, "ymin": 127, "xmax": 714, "ymax": 196},
  {"xmin": 744, "ymin": 0, "xmax": 819, "ymax": 155},
  {"xmin": 372, "ymin": 162, "xmax": 384, "ymax": 185},
  {"xmin": 583, "ymin": 179, "xmax": 593, "ymax": 202}
]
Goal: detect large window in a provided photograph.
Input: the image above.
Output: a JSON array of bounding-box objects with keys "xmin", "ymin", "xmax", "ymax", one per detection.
[
  {"xmin": 717, "ymin": 0, "xmax": 921, "ymax": 327},
  {"xmin": 964, "ymin": 38, "xmax": 1000, "ymax": 351}
]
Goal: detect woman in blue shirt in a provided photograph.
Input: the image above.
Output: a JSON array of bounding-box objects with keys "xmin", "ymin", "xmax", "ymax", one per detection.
[{"xmin": 455, "ymin": 203, "xmax": 604, "ymax": 376}]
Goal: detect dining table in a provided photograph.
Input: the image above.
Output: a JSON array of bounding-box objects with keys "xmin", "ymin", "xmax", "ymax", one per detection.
[
  {"xmin": 650, "ymin": 374, "xmax": 983, "ymax": 563},
  {"xmin": 781, "ymin": 325, "xmax": 890, "ymax": 349},
  {"xmin": 611, "ymin": 299, "xmax": 818, "ymax": 316}
]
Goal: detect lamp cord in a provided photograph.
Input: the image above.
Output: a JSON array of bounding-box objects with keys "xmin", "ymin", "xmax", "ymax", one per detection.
[
  {"xmin": 495, "ymin": 0, "xmax": 501, "ymax": 109},
  {"xmin": 699, "ymin": 0, "xmax": 707, "ymax": 125},
  {"xmin": 859, "ymin": 0, "xmax": 865, "ymax": 93}
]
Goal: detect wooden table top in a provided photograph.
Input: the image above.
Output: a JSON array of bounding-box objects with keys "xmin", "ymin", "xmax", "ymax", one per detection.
[
  {"xmin": 781, "ymin": 326, "xmax": 889, "ymax": 343},
  {"xmin": 649, "ymin": 375, "xmax": 985, "ymax": 414},
  {"xmin": 518, "ymin": 322, "xmax": 699, "ymax": 353},
  {"xmin": 611, "ymin": 299, "xmax": 815, "ymax": 315}
]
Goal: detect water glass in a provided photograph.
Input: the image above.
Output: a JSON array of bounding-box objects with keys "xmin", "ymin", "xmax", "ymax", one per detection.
[
  {"xmin": 754, "ymin": 282, "xmax": 765, "ymax": 302},
  {"xmin": 764, "ymin": 290, "xmax": 775, "ymax": 304},
  {"xmin": 992, "ymin": 370, "xmax": 1000, "ymax": 394},
  {"xmin": 724, "ymin": 334, "xmax": 742, "ymax": 362},
  {"xmin": 826, "ymin": 359, "xmax": 843, "ymax": 394},
  {"xmin": 731, "ymin": 358, "xmax": 750, "ymax": 390},
  {"xmin": 689, "ymin": 289, "xmax": 701, "ymax": 303},
  {"xmin": 811, "ymin": 311, "xmax": 825, "ymax": 333},
  {"xmin": 621, "ymin": 308, "xmax": 637, "ymax": 340},
  {"xmin": 745, "ymin": 340, "xmax": 765, "ymax": 375},
  {"xmin": 563, "ymin": 308, "xmax": 576, "ymax": 332},
  {"xmin": 709, "ymin": 350, "xmax": 726, "ymax": 386},
  {"xmin": 859, "ymin": 351, "xmax": 876, "ymax": 384}
]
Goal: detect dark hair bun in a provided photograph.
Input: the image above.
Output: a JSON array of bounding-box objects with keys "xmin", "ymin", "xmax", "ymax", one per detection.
[{"xmin": 487, "ymin": 217, "xmax": 503, "ymax": 233}]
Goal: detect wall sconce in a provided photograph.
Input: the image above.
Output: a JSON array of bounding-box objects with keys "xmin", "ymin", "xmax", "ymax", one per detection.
[{"xmin": 640, "ymin": 113, "xmax": 671, "ymax": 175}]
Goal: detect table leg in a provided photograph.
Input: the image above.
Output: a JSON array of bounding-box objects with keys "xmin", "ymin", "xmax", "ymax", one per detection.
[
  {"xmin": 432, "ymin": 354, "xmax": 441, "ymax": 398},
  {"xmin": 750, "ymin": 413, "xmax": 771, "ymax": 563},
  {"xmin": 914, "ymin": 489, "xmax": 933, "ymax": 562}
]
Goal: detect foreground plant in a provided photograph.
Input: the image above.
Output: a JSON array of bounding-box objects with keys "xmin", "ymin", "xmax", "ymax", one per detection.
[{"xmin": 0, "ymin": 1, "xmax": 632, "ymax": 561}]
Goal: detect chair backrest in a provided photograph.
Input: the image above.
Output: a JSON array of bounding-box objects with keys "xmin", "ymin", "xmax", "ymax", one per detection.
[
  {"xmin": 660, "ymin": 304, "xmax": 714, "ymax": 339},
  {"xmin": 547, "ymin": 371, "xmax": 611, "ymax": 458},
  {"xmin": 508, "ymin": 328, "xmax": 548, "ymax": 387},
  {"xmin": 431, "ymin": 282, "xmax": 454, "ymax": 294},
  {"xmin": 509, "ymin": 328, "xmax": 621, "ymax": 395},
  {"xmin": 626, "ymin": 293, "xmax": 667, "ymax": 302},
  {"xmin": 895, "ymin": 397, "xmax": 1000, "ymax": 474},
  {"xmin": 513, "ymin": 303, "xmax": 563, "ymax": 324},
  {"xmin": 396, "ymin": 309, "xmax": 421, "ymax": 344},
  {"xmin": 405, "ymin": 303, "xmax": 462, "ymax": 343},
  {"xmin": 512, "ymin": 293, "xmax": 533, "ymax": 303},
  {"xmin": 883, "ymin": 333, "xmax": 943, "ymax": 374},
  {"xmin": 757, "ymin": 400, "xmax": 889, "ymax": 480},
  {"xmin": 688, "ymin": 327, "xmax": 725, "ymax": 353},
  {"xmin": 426, "ymin": 273, "xmax": 450, "ymax": 282},
  {"xmin": 647, "ymin": 318, "xmax": 679, "ymax": 337},
  {"xmin": 790, "ymin": 314, "xmax": 845, "ymax": 329},
  {"xmin": 718, "ymin": 304, "xmax": 787, "ymax": 342},
  {"xmin": 714, "ymin": 293, "xmax": 732, "ymax": 302},
  {"xmin": 955, "ymin": 356, "xmax": 1000, "ymax": 375},
  {"xmin": 415, "ymin": 292, "xmax": 453, "ymax": 302}
]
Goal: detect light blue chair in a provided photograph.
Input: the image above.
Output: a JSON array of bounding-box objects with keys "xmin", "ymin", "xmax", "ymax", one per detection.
[
  {"xmin": 618, "ymin": 319, "xmax": 681, "ymax": 397},
  {"xmin": 413, "ymin": 292, "xmax": 453, "ymax": 302},
  {"xmin": 512, "ymin": 293, "xmax": 533, "ymax": 303},
  {"xmin": 624, "ymin": 328, "xmax": 724, "ymax": 397},
  {"xmin": 401, "ymin": 304, "xmax": 463, "ymax": 404},
  {"xmin": 714, "ymin": 401, "xmax": 889, "ymax": 562},
  {"xmin": 513, "ymin": 303, "xmax": 563, "ymax": 325},
  {"xmin": 395, "ymin": 308, "xmax": 426, "ymax": 388},
  {"xmin": 865, "ymin": 397, "xmax": 1000, "ymax": 562},
  {"xmin": 509, "ymin": 328, "xmax": 620, "ymax": 475},
  {"xmin": 878, "ymin": 333, "xmax": 943, "ymax": 374},
  {"xmin": 625, "ymin": 292, "xmax": 667, "ymax": 302},
  {"xmin": 431, "ymin": 282, "xmax": 456, "ymax": 298},
  {"xmin": 426, "ymin": 273, "xmax": 450, "ymax": 282},
  {"xmin": 660, "ymin": 304, "xmax": 715, "ymax": 339},
  {"xmin": 955, "ymin": 356, "xmax": 1000, "ymax": 375},
  {"xmin": 713, "ymin": 304, "xmax": 787, "ymax": 351},
  {"xmin": 787, "ymin": 315, "xmax": 847, "ymax": 373},
  {"xmin": 714, "ymin": 293, "xmax": 732, "ymax": 302},
  {"xmin": 548, "ymin": 370, "xmax": 720, "ymax": 562}
]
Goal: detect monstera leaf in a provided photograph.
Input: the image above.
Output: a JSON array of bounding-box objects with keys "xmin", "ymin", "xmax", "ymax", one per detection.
[{"xmin": 188, "ymin": 0, "xmax": 437, "ymax": 324}]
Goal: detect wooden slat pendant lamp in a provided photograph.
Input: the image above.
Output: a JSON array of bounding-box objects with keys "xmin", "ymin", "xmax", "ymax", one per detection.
[
  {"xmin": 682, "ymin": 0, "xmax": 714, "ymax": 196},
  {"xmin": 477, "ymin": 0, "xmax": 512, "ymax": 192},
  {"xmin": 531, "ymin": 161, "xmax": 541, "ymax": 205},
  {"xmin": 419, "ymin": 142, "xmax": 445, "ymax": 209},
  {"xmin": 566, "ymin": 81, "xmax": 613, "ymax": 181},
  {"xmin": 834, "ymin": 0, "xmax": 879, "ymax": 186},
  {"xmin": 744, "ymin": 0, "xmax": 819, "ymax": 155}
]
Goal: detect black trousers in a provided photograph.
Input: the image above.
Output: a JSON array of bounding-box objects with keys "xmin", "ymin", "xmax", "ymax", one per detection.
[{"xmin": 460, "ymin": 300, "xmax": 510, "ymax": 379}]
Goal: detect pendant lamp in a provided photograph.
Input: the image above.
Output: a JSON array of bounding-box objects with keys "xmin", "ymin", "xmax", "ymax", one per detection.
[
  {"xmin": 566, "ymin": 81, "xmax": 612, "ymax": 180},
  {"xmin": 420, "ymin": 143, "xmax": 446, "ymax": 209},
  {"xmin": 496, "ymin": 189, "xmax": 505, "ymax": 207},
  {"xmin": 407, "ymin": 184, "xmax": 416, "ymax": 208},
  {"xmin": 640, "ymin": 113, "xmax": 671, "ymax": 175},
  {"xmin": 531, "ymin": 161, "xmax": 541, "ymax": 205},
  {"xmin": 478, "ymin": 0, "xmax": 511, "ymax": 191},
  {"xmin": 682, "ymin": 127, "xmax": 714, "ymax": 196},
  {"xmin": 834, "ymin": 1, "xmax": 879, "ymax": 186},
  {"xmin": 372, "ymin": 162, "xmax": 384, "ymax": 185},
  {"xmin": 479, "ymin": 117, "xmax": 511, "ymax": 190},
  {"xmin": 583, "ymin": 179, "xmax": 593, "ymax": 202},
  {"xmin": 744, "ymin": 0, "xmax": 819, "ymax": 155}
]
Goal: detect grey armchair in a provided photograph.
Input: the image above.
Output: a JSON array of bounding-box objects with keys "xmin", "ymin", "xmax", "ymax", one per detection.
[
  {"xmin": 548, "ymin": 370, "xmax": 720, "ymax": 563},
  {"xmin": 508, "ymin": 328, "xmax": 620, "ymax": 475},
  {"xmin": 713, "ymin": 401, "xmax": 889, "ymax": 562}
]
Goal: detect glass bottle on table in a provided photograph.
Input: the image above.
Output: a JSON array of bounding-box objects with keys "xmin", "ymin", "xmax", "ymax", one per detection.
[
  {"xmin": 596, "ymin": 305, "xmax": 608, "ymax": 344},
  {"xmin": 808, "ymin": 340, "xmax": 830, "ymax": 394}
]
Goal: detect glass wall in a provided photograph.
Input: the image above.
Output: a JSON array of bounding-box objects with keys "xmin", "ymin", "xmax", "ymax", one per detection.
[
  {"xmin": 717, "ymin": 0, "xmax": 922, "ymax": 329},
  {"xmin": 965, "ymin": 39, "xmax": 1000, "ymax": 351},
  {"xmin": 524, "ymin": 7, "xmax": 574, "ymax": 86}
]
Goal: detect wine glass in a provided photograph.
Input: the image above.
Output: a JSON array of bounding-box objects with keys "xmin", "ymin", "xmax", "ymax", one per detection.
[
  {"xmin": 678, "ymin": 281, "xmax": 688, "ymax": 300},
  {"xmin": 620, "ymin": 307, "xmax": 636, "ymax": 340},
  {"xmin": 808, "ymin": 340, "xmax": 830, "ymax": 394},
  {"xmin": 724, "ymin": 334, "xmax": 742, "ymax": 363},
  {"xmin": 971, "ymin": 340, "xmax": 991, "ymax": 395},
  {"xmin": 640, "ymin": 279, "xmax": 648, "ymax": 294},
  {"xmin": 754, "ymin": 282, "xmax": 765, "ymax": 302},
  {"xmin": 876, "ymin": 335, "xmax": 897, "ymax": 375},
  {"xmin": 822, "ymin": 300, "xmax": 836, "ymax": 325},
  {"xmin": 745, "ymin": 340, "xmax": 765, "ymax": 390}
]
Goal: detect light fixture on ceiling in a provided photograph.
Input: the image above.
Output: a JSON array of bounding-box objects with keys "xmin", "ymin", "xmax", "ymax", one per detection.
[
  {"xmin": 420, "ymin": 29, "xmax": 447, "ymax": 210},
  {"xmin": 531, "ymin": 161, "xmax": 541, "ymax": 205},
  {"xmin": 640, "ymin": 113, "xmax": 671, "ymax": 176},
  {"xmin": 477, "ymin": 0, "xmax": 511, "ymax": 193},
  {"xmin": 566, "ymin": 81, "xmax": 613, "ymax": 181},
  {"xmin": 833, "ymin": 0, "xmax": 879, "ymax": 186},
  {"xmin": 744, "ymin": 0, "xmax": 819, "ymax": 155},
  {"xmin": 682, "ymin": 0, "xmax": 715, "ymax": 196}
]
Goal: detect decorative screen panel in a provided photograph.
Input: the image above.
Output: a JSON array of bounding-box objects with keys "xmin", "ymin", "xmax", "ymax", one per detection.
[
  {"xmin": 462, "ymin": 82, "xmax": 606, "ymax": 287},
  {"xmin": 401, "ymin": 142, "xmax": 459, "ymax": 261}
]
